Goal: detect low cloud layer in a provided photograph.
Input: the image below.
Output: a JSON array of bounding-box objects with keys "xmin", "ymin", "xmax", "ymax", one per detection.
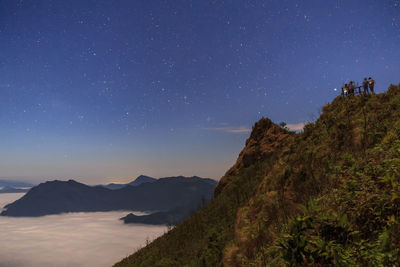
[
  {"xmin": 286, "ymin": 122, "xmax": 306, "ymax": 131},
  {"xmin": 0, "ymin": 194, "xmax": 166, "ymax": 267},
  {"xmin": 205, "ymin": 126, "xmax": 251, "ymax": 134}
]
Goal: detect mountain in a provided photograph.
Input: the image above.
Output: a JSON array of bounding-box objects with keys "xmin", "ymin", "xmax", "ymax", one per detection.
[
  {"xmin": 101, "ymin": 183, "xmax": 127, "ymax": 190},
  {"xmin": 0, "ymin": 186, "xmax": 30, "ymax": 194},
  {"xmin": 127, "ymin": 175, "xmax": 157, "ymax": 187},
  {"xmin": 121, "ymin": 203, "xmax": 203, "ymax": 226},
  {"xmin": 101, "ymin": 175, "xmax": 157, "ymax": 190},
  {"xmin": 1, "ymin": 176, "xmax": 217, "ymax": 217},
  {"xmin": 115, "ymin": 84, "xmax": 400, "ymax": 266},
  {"xmin": 0, "ymin": 179, "xmax": 33, "ymax": 194},
  {"xmin": 0, "ymin": 179, "xmax": 34, "ymax": 188}
]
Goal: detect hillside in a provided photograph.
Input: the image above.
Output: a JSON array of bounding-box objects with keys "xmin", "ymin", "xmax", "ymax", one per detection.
[
  {"xmin": 114, "ymin": 83, "xmax": 400, "ymax": 266},
  {"xmin": 1, "ymin": 176, "xmax": 217, "ymax": 218}
]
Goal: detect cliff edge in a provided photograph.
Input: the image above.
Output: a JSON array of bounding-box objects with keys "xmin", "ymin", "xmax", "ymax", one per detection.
[{"xmin": 115, "ymin": 83, "xmax": 400, "ymax": 266}]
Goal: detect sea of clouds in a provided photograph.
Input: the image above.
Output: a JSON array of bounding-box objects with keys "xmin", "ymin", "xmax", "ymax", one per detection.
[{"xmin": 0, "ymin": 193, "xmax": 167, "ymax": 267}]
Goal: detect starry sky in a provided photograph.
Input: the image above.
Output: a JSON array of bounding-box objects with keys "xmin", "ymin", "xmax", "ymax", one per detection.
[{"xmin": 1, "ymin": 0, "xmax": 399, "ymax": 184}]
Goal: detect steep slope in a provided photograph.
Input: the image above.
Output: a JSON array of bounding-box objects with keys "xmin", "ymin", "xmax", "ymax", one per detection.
[
  {"xmin": 115, "ymin": 117, "xmax": 295, "ymax": 266},
  {"xmin": 237, "ymin": 84, "xmax": 400, "ymax": 266},
  {"xmin": 114, "ymin": 83, "xmax": 400, "ymax": 266},
  {"xmin": 236, "ymin": 85, "xmax": 400, "ymax": 266}
]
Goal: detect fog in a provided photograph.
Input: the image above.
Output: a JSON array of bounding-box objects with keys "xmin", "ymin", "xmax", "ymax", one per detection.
[{"xmin": 0, "ymin": 193, "xmax": 167, "ymax": 267}]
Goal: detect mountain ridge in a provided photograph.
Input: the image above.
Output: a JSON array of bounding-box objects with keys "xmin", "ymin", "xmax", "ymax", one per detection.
[
  {"xmin": 102, "ymin": 175, "xmax": 157, "ymax": 190},
  {"xmin": 0, "ymin": 186, "xmax": 30, "ymax": 194},
  {"xmin": 115, "ymin": 83, "xmax": 400, "ymax": 266},
  {"xmin": 1, "ymin": 176, "xmax": 217, "ymax": 218},
  {"xmin": 0, "ymin": 179, "xmax": 34, "ymax": 193}
]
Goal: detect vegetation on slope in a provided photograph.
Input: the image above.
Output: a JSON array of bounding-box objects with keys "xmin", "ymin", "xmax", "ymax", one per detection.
[
  {"xmin": 115, "ymin": 84, "xmax": 400, "ymax": 266},
  {"xmin": 115, "ymin": 118, "xmax": 294, "ymax": 267},
  {"xmin": 230, "ymin": 84, "xmax": 400, "ymax": 266}
]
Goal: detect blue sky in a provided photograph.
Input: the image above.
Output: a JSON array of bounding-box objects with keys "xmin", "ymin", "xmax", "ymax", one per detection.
[{"xmin": 0, "ymin": 0, "xmax": 399, "ymax": 184}]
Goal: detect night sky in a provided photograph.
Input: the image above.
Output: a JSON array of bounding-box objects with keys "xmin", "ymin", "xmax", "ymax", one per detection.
[{"xmin": 1, "ymin": 0, "xmax": 399, "ymax": 184}]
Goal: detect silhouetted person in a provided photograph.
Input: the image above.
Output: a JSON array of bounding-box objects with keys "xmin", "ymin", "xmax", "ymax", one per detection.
[
  {"xmin": 369, "ymin": 77, "xmax": 375, "ymax": 94},
  {"xmin": 349, "ymin": 81, "xmax": 356, "ymax": 96},
  {"xmin": 362, "ymin": 77, "xmax": 369, "ymax": 95},
  {"xmin": 343, "ymin": 83, "xmax": 349, "ymax": 97}
]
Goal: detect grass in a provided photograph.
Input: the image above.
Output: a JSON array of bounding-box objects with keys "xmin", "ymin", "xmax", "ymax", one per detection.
[{"xmin": 115, "ymin": 83, "xmax": 400, "ymax": 266}]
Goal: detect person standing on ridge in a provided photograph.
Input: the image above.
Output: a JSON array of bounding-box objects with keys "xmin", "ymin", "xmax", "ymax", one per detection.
[
  {"xmin": 362, "ymin": 77, "xmax": 369, "ymax": 95},
  {"xmin": 349, "ymin": 81, "xmax": 355, "ymax": 96},
  {"xmin": 343, "ymin": 83, "xmax": 349, "ymax": 97},
  {"xmin": 369, "ymin": 77, "xmax": 375, "ymax": 94}
]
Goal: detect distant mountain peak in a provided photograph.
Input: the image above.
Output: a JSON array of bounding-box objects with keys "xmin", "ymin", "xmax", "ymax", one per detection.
[
  {"xmin": 135, "ymin": 175, "xmax": 155, "ymax": 181},
  {"xmin": 128, "ymin": 175, "xmax": 157, "ymax": 186}
]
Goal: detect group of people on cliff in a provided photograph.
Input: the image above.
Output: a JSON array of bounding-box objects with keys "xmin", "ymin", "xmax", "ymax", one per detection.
[{"xmin": 341, "ymin": 77, "xmax": 375, "ymax": 97}]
